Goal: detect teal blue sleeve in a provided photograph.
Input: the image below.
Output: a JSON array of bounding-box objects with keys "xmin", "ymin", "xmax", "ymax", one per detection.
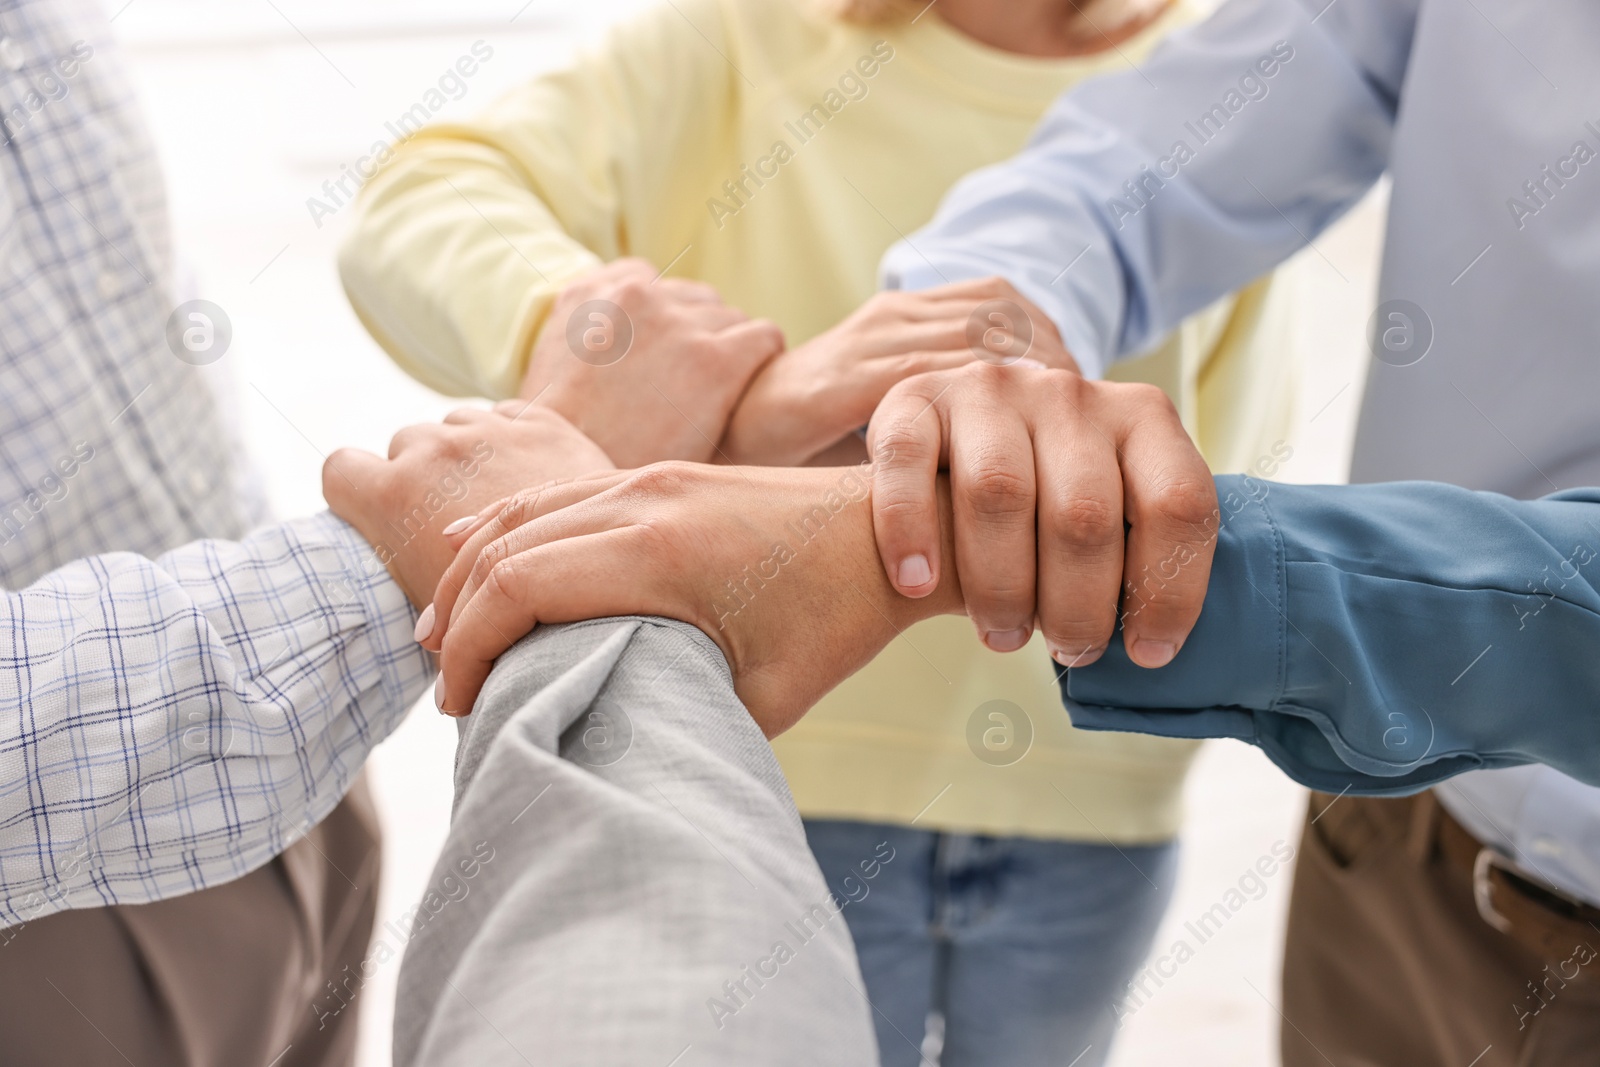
[{"xmin": 1061, "ymin": 476, "xmax": 1600, "ymax": 793}]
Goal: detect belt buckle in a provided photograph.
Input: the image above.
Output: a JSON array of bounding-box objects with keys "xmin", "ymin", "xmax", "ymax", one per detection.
[{"xmin": 1472, "ymin": 848, "xmax": 1515, "ymax": 933}]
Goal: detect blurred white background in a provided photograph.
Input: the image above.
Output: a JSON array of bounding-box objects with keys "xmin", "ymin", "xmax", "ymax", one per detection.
[{"xmin": 106, "ymin": 1, "xmax": 1385, "ymax": 1063}]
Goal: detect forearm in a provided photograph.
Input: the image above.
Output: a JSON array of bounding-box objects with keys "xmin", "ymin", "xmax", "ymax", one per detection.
[
  {"xmin": 882, "ymin": 0, "xmax": 1400, "ymax": 372},
  {"xmin": 1065, "ymin": 477, "xmax": 1600, "ymax": 792},
  {"xmin": 396, "ymin": 618, "xmax": 876, "ymax": 1067},
  {"xmin": 341, "ymin": 0, "xmax": 734, "ymax": 401},
  {"xmin": 0, "ymin": 512, "xmax": 431, "ymax": 926},
  {"xmin": 341, "ymin": 140, "xmax": 600, "ymax": 399}
]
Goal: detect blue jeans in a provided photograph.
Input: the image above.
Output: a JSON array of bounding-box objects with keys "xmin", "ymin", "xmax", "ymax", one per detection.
[{"xmin": 804, "ymin": 819, "xmax": 1178, "ymax": 1067}]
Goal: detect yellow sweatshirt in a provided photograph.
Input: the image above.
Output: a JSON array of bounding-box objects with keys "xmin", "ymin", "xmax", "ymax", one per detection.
[{"xmin": 341, "ymin": 0, "xmax": 1297, "ymax": 843}]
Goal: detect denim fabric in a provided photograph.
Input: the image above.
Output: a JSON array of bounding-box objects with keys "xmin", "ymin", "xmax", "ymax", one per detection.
[{"xmin": 805, "ymin": 818, "xmax": 1178, "ymax": 1067}]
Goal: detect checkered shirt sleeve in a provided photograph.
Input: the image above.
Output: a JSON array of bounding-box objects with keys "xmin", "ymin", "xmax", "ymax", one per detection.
[{"xmin": 0, "ymin": 512, "xmax": 432, "ymax": 928}]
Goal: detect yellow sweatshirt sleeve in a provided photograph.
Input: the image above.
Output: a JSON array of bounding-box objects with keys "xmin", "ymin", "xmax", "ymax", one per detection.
[{"xmin": 339, "ymin": 0, "xmax": 739, "ymax": 398}]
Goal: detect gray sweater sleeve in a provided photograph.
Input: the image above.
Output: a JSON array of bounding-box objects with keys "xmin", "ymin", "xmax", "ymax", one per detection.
[{"xmin": 394, "ymin": 617, "xmax": 880, "ymax": 1067}]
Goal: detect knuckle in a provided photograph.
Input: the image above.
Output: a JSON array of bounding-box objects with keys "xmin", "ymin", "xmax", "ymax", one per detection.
[
  {"xmin": 470, "ymin": 539, "xmax": 511, "ymax": 586},
  {"xmin": 717, "ymin": 329, "xmax": 772, "ymax": 363},
  {"xmin": 625, "ymin": 461, "xmax": 694, "ymax": 497},
  {"xmin": 1044, "ymin": 492, "xmax": 1121, "ymax": 548},
  {"xmin": 754, "ymin": 319, "xmax": 785, "ymax": 348},
  {"xmin": 964, "ymin": 464, "xmax": 1034, "ymax": 517},
  {"xmin": 483, "ymin": 557, "xmax": 524, "ymax": 603},
  {"xmin": 496, "ymin": 489, "xmax": 539, "ymax": 526},
  {"xmin": 872, "ymin": 427, "xmax": 933, "ymax": 469},
  {"xmin": 1122, "ymin": 381, "xmax": 1177, "ymax": 415},
  {"xmin": 891, "ymin": 351, "xmax": 949, "ymax": 379},
  {"xmin": 1153, "ymin": 475, "xmax": 1219, "ymax": 531},
  {"xmin": 1046, "ymin": 366, "xmax": 1091, "ymax": 399},
  {"xmin": 864, "ymin": 290, "xmax": 903, "ymax": 316},
  {"xmin": 873, "ymin": 484, "xmax": 933, "ymax": 522},
  {"xmin": 959, "ymin": 358, "xmax": 1016, "ymax": 392},
  {"xmin": 610, "ymin": 279, "xmax": 651, "ymax": 310},
  {"xmin": 881, "ymin": 366, "xmax": 953, "ymax": 403}
]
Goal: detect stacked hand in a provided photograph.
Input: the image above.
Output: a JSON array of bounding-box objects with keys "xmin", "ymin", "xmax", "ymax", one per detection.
[
  {"xmin": 323, "ymin": 402, "xmax": 614, "ymax": 609},
  {"xmin": 867, "ymin": 359, "xmax": 1218, "ymax": 669},
  {"xmin": 521, "ymin": 258, "xmax": 785, "ymax": 467},
  {"xmin": 719, "ymin": 277, "xmax": 1074, "ymax": 466},
  {"xmin": 418, "ymin": 463, "xmax": 962, "ymax": 736},
  {"xmin": 326, "ymin": 268, "xmax": 1221, "ymax": 736},
  {"xmin": 407, "ymin": 361, "xmax": 1218, "ymax": 728}
]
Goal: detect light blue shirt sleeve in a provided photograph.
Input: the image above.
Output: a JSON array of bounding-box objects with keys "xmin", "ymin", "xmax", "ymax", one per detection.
[
  {"xmin": 880, "ymin": 0, "xmax": 1407, "ymax": 377},
  {"xmin": 1063, "ymin": 475, "xmax": 1600, "ymax": 793}
]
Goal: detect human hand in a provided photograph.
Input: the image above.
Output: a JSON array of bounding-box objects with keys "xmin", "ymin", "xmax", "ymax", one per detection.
[
  {"xmin": 867, "ymin": 358, "xmax": 1218, "ymax": 670},
  {"xmin": 522, "ymin": 258, "xmax": 785, "ymax": 466},
  {"xmin": 417, "ymin": 463, "xmax": 962, "ymax": 734},
  {"xmin": 322, "ymin": 403, "xmax": 615, "ymax": 609},
  {"xmin": 719, "ymin": 278, "xmax": 1072, "ymax": 466}
]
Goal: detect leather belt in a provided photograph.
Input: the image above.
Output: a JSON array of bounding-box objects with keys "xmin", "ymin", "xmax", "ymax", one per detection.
[{"xmin": 1435, "ymin": 803, "xmax": 1600, "ymax": 967}]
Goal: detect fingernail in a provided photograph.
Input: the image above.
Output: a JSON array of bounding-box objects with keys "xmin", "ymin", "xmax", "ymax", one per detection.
[
  {"xmin": 1011, "ymin": 358, "xmax": 1049, "ymax": 370},
  {"xmin": 442, "ymin": 514, "xmax": 477, "ymax": 537},
  {"xmin": 1131, "ymin": 639, "xmax": 1177, "ymax": 668},
  {"xmin": 413, "ymin": 603, "xmax": 436, "ymax": 644},
  {"xmin": 984, "ymin": 628, "xmax": 1031, "ymax": 653},
  {"xmin": 897, "ymin": 554, "xmax": 932, "ymax": 589},
  {"xmin": 434, "ymin": 674, "xmax": 449, "ymax": 712},
  {"xmin": 1050, "ymin": 644, "xmax": 1104, "ymax": 668}
]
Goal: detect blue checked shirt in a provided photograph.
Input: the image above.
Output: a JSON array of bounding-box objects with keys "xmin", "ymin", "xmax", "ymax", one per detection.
[{"xmin": 0, "ymin": 0, "xmax": 431, "ymax": 928}]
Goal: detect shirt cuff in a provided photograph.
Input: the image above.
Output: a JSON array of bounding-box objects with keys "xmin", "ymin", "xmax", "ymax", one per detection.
[
  {"xmin": 1062, "ymin": 475, "xmax": 1285, "ymax": 736},
  {"xmin": 309, "ymin": 510, "xmax": 434, "ymax": 721},
  {"xmin": 1060, "ymin": 477, "xmax": 1494, "ymax": 796}
]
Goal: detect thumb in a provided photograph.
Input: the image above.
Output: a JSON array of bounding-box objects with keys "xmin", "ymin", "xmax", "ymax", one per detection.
[
  {"xmin": 321, "ymin": 447, "xmax": 385, "ymax": 519},
  {"xmin": 720, "ymin": 318, "xmax": 786, "ymax": 369}
]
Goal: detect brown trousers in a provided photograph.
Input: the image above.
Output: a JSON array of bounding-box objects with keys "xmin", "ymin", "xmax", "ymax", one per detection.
[
  {"xmin": 1284, "ymin": 790, "xmax": 1600, "ymax": 1067},
  {"xmin": 0, "ymin": 777, "xmax": 382, "ymax": 1067}
]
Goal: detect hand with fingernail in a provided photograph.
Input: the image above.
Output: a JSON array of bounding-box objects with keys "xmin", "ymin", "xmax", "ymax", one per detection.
[
  {"xmin": 419, "ymin": 463, "xmax": 964, "ymax": 726},
  {"xmin": 321, "ymin": 403, "xmax": 615, "ymax": 617},
  {"xmin": 719, "ymin": 277, "xmax": 1072, "ymax": 467},
  {"xmin": 521, "ymin": 258, "xmax": 786, "ymax": 467},
  {"xmin": 867, "ymin": 359, "xmax": 1219, "ymax": 671}
]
